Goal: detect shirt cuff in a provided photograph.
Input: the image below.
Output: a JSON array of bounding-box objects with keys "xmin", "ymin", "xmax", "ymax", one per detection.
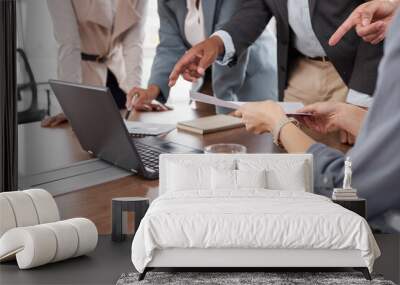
[
  {"xmin": 346, "ymin": 89, "xmax": 374, "ymax": 108},
  {"xmin": 211, "ymin": 30, "xmax": 236, "ymax": 66}
]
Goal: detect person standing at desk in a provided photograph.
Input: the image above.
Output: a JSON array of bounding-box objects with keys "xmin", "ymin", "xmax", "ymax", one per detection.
[
  {"xmin": 126, "ymin": 0, "xmax": 278, "ymax": 114},
  {"xmin": 169, "ymin": 0, "xmax": 384, "ymax": 108},
  {"xmin": 43, "ymin": 0, "xmax": 148, "ymax": 127}
]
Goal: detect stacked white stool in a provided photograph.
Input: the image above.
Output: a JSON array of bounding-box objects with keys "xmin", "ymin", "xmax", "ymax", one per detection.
[{"xmin": 0, "ymin": 189, "xmax": 98, "ymax": 269}]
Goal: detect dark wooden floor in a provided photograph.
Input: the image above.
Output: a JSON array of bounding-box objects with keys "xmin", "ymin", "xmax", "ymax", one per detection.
[{"xmin": 0, "ymin": 236, "xmax": 133, "ymax": 285}]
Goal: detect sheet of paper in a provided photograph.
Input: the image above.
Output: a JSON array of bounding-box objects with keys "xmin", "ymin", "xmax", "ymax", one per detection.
[
  {"xmin": 123, "ymin": 121, "xmax": 176, "ymax": 136},
  {"xmin": 190, "ymin": 91, "xmax": 310, "ymax": 115}
]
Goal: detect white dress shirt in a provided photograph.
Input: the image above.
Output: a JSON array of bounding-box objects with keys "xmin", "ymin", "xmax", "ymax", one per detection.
[
  {"xmin": 215, "ymin": 1, "xmax": 373, "ymax": 107},
  {"xmin": 287, "ymin": 0, "xmax": 326, "ymax": 58},
  {"xmin": 185, "ymin": 0, "xmax": 207, "ymax": 90},
  {"xmin": 185, "ymin": 0, "xmax": 206, "ymax": 46}
]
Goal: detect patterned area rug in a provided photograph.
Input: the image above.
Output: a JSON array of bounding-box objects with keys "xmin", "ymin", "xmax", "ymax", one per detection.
[{"xmin": 116, "ymin": 272, "xmax": 395, "ymax": 285}]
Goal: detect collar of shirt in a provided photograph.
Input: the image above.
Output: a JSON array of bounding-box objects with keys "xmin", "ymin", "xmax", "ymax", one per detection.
[{"xmin": 185, "ymin": 0, "xmax": 206, "ymax": 47}]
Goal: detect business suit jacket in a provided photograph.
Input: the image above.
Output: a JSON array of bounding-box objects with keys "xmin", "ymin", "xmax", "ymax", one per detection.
[
  {"xmin": 149, "ymin": 0, "xmax": 278, "ymax": 110},
  {"xmin": 308, "ymin": 12, "xmax": 400, "ymax": 232},
  {"xmin": 48, "ymin": 0, "xmax": 146, "ymax": 92},
  {"xmin": 222, "ymin": 0, "xmax": 384, "ymax": 101}
]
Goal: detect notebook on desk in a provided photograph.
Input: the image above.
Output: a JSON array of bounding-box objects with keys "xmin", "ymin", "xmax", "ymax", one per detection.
[{"xmin": 177, "ymin": 114, "xmax": 244, "ymax": 135}]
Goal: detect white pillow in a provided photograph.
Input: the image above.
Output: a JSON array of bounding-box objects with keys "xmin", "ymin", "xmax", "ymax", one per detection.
[
  {"xmin": 267, "ymin": 167, "xmax": 306, "ymax": 191},
  {"xmin": 166, "ymin": 160, "xmax": 235, "ymax": 192},
  {"xmin": 238, "ymin": 159, "xmax": 308, "ymax": 192},
  {"xmin": 211, "ymin": 168, "xmax": 236, "ymax": 191},
  {"xmin": 211, "ymin": 169, "xmax": 268, "ymax": 191},
  {"xmin": 236, "ymin": 169, "xmax": 267, "ymax": 189}
]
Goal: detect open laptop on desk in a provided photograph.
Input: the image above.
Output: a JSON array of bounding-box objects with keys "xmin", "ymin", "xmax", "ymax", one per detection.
[{"xmin": 49, "ymin": 80, "xmax": 202, "ymax": 180}]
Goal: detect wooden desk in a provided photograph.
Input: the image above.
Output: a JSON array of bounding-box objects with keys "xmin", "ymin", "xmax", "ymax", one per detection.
[{"xmin": 18, "ymin": 103, "xmax": 347, "ymax": 234}]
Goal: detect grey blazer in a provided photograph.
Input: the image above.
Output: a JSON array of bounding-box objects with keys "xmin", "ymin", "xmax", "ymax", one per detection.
[
  {"xmin": 308, "ymin": 12, "xmax": 400, "ymax": 233},
  {"xmin": 149, "ymin": 0, "xmax": 278, "ymax": 112}
]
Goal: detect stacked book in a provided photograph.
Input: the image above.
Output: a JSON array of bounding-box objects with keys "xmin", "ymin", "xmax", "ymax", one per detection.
[{"xmin": 332, "ymin": 188, "xmax": 358, "ymax": 200}]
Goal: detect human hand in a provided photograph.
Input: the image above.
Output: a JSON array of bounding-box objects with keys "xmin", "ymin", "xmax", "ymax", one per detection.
[
  {"xmin": 168, "ymin": 36, "xmax": 225, "ymax": 87},
  {"xmin": 298, "ymin": 102, "xmax": 366, "ymax": 137},
  {"xmin": 339, "ymin": 130, "xmax": 356, "ymax": 145},
  {"xmin": 296, "ymin": 102, "xmax": 345, "ymax": 134},
  {"xmin": 41, "ymin": 113, "xmax": 68, "ymax": 128},
  {"xmin": 234, "ymin": 101, "xmax": 287, "ymax": 135},
  {"xmin": 126, "ymin": 85, "xmax": 169, "ymax": 112},
  {"xmin": 329, "ymin": 0, "xmax": 399, "ymax": 46}
]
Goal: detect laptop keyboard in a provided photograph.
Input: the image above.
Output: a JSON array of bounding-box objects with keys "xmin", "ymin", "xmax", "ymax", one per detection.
[{"xmin": 134, "ymin": 142, "xmax": 163, "ymax": 172}]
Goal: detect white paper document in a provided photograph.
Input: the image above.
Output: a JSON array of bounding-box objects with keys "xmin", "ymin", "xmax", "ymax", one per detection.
[
  {"xmin": 123, "ymin": 121, "xmax": 176, "ymax": 136},
  {"xmin": 190, "ymin": 91, "xmax": 310, "ymax": 115}
]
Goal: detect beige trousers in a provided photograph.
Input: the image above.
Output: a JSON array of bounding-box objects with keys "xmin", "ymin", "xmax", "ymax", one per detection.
[
  {"xmin": 284, "ymin": 57, "xmax": 348, "ymax": 105},
  {"xmin": 284, "ymin": 57, "xmax": 351, "ymax": 148}
]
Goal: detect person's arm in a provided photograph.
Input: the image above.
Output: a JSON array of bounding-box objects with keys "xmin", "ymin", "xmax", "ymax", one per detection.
[
  {"xmin": 329, "ymin": 0, "xmax": 400, "ymax": 46},
  {"xmin": 120, "ymin": 0, "xmax": 148, "ymax": 94},
  {"xmin": 168, "ymin": 0, "xmax": 271, "ymax": 87},
  {"xmin": 218, "ymin": 0, "xmax": 272, "ymax": 62},
  {"xmin": 328, "ymin": 0, "xmax": 399, "ymax": 98},
  {"xmin": 234, "ymin": 101, "xmax": 367, "ymax": 153},
  {"xmin": 148, "ymin": 0, "xmax": 189, "ymax": 103},
  {"xmin": 43, "ymin": 0, "xmax": 81, "ymax": 127},
  {"xmin": 125, "ymin": 0, "xmax": 189, "ymax": 111},
  {"xmin": 345, "ymin": 89, "xmax": 374, "ymax": 108},
  {"xmin": 47, "ymin": 0, "xmax": 82, "ymax": 83},
  {"xmin": 299, "ymin": 102, "xmax": 367, "ymax": 137},
  {"xmin": 234, "ymin": 101, "xmax": 316, "ymax": 153}
]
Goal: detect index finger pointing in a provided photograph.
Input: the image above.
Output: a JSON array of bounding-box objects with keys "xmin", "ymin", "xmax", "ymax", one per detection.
[
  {"xmin": 329, "ymin": 14, "xmax": 359, "ymax": 46},
  {"xmin": 169, "ymin": 51, "xmax": 201, "ymax": 87}
]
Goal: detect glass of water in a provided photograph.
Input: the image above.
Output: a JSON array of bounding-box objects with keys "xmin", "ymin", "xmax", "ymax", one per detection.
[{"xmin": 204, "ymin": 143, "xmax": 247, "ymax": 154}]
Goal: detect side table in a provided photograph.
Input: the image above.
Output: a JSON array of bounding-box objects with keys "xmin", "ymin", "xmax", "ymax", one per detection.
[
  {"xmin": 332, "ymin": 198, "xmax": 367, "ymax": 218},
  {"xmin": 112, "ymin": 197, "xmax": 149, "ymax": 242}
]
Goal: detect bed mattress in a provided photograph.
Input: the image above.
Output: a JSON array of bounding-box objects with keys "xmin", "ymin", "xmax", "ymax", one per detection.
[{"xmin": 131, "ymin": 190, "xmax": 380, "ymax": 273}]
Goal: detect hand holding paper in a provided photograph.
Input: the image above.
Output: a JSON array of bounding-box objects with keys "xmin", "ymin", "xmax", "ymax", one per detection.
[{"xmin": 190, "ymin": 91, "xmax": 310, "ymax": 115}]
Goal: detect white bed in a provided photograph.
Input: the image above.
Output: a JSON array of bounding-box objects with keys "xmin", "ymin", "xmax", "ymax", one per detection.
[{"xmin": 131, "ymin": 154, "xmax": 380, "ymax": 280}]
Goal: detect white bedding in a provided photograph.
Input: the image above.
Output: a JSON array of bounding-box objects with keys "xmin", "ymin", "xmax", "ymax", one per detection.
[{"xmin": 131, "ymin": 190, "xmax": 380, "ymax": 273}]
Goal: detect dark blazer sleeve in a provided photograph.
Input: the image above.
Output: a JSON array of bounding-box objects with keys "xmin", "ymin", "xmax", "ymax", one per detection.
[
  {"xmin": 148, "ymin": 0, "xmax": 188, "ymax": 103},
  {"xmin": 348, "ymin": 41, "xmax": 383, "ymax": 95},
  {"xmin": 220, "ymin": 0, "xmax": 272, "ymax": 60}
]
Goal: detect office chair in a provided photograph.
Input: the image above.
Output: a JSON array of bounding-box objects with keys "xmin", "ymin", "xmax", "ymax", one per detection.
[{"xmin": 17, "ymin": 48, "xmax": 51, "ymax": 124}]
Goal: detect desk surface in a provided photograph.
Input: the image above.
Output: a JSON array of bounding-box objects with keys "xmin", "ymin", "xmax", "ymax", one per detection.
[{"xmin": 18, "ymin": 103, "xmax": 348, "ymax": 234}]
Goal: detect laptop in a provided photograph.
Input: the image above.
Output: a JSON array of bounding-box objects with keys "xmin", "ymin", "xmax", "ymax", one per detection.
[{"xmin": 49, "ymin": 80, "xmax": 202, "ymax": 180}]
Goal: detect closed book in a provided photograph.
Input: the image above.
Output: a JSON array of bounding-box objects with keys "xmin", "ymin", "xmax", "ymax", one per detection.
[
  {"xmin": 333, "ymin": 192, "xmax": 358, "ymax": 196},
  {"xmin": 333, "ymin": 188, "xmax": 357, "ymax": 193},
  {"xmin": 177, "ymin": 114, "xmax": 244, "ymax": 135},
  {"xmin": 332, "ymin": 195, "xmax": 359, "ymax": 200}
]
